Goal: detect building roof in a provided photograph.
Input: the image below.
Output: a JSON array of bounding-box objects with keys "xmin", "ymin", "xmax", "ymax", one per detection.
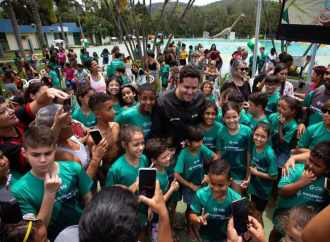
[{"xmin": 0, "ymin": 19, "xmax": 84, "ymax": 33}]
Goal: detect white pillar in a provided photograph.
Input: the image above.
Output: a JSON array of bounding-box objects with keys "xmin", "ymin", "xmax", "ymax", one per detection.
[
  {"xmin": 252, "ymin": 0, "xmax": 262, "ymax": 78},
  {"xmin": 307, "ymin": 43, "xmax": 318, "ymax": 83}
]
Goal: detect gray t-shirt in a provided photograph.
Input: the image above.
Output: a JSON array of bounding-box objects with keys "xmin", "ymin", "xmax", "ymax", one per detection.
[{"xmin": 54, "ymin": 225, "xmax": 79, "ymax": 242}]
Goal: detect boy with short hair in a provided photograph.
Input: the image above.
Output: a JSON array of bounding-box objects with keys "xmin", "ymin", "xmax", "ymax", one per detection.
[
  {"xmin": 44, "ymin": 65, "xmax": 60, "ymax": 87},
  {"xmin": 116, "ymin": 66, "xmax": 127, "ymax": 84},
  {"xmin": 115, "ymin": 83, "xmax": 156, "ymax": 141},
  {"xmin": 247, "ymin": 91, "xmax": 269, "ymax": 130},
  {"xmin": 264, "ymin": 75, "xmax": 280, "ymax": 117},
  {"xmin": 88, "ymin": 92, "xmax": 120, "ymax": 186},
  {"xmin": 11, "ymin": 125, "xmax": 93, "ymax": 241},
  {"xmin": 145, "ymin": 137, "xmax": 179, "ymax": 242},
  {"xmin": 190, "ymin": 159, "xmax": 241, "ymax": 241},
  {"xmin": 269, "ymin": 140, "xmax": 330, "ymax": 242},
  {"xmin": 258, "ymin": 46, "xmax": 268, "ymax": 74},
  {"xmin": 160, "ymin": 60, "xmax": 171, "ymax": 92},
  {"xmin": 107, "ymin": 52, "xmax": 125, "ymax": 78},
  {"xmin": 72, "ymin": 86, "xmax": 97, "ymax": 128}
]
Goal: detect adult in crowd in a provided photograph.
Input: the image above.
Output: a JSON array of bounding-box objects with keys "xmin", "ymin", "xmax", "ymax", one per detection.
[
  {"xmin": 0, "ymin": 88, "xmax": 68, "ymax": 174},
  {"xmin": 27, "ymin": 50, "xmax": 39, "ymax": 72},
  {"xmin": 164, "ymin": 50, "xmax": 175, "ymax": 66},
  {"xmin": 111, "ymin": 46, "xmax": 120, "ymax": 60},
  {"xmin": 85, "ymin": 59, "xmax": 107, "ymax": 93},
  {"xmin": 49, "ymin": 44, "xmax": 59, "ymax": 56},
  {"xmin": 210, "ymin": 44, "xmax": 223, "ymax": 71},
  {"xmin": 298, "ymin": 65, "xmax": 330, "ymax": 138},
  {"xmin": 195, "ymin": 49, "xmax": 211, "ymax": 73},
  {"xmin": 204, "ymin": 60, "xmax": 220, "ymax": 79},
  {"xmin": 267, "ymin": 48, "xmax": 278, "ymax": 71},
  {"xmin": 150, "ymin": 65, "xmax": 205, "ymax": 152},
  {"xmin": 132, "ymin": 63, "xmax": 149, "ymax": 86},
  {"xmin": 220, "ymin": 59, "xmax": 251, "ymax": 102},
  {"xmin": 57, "ymin": 48, "xmax": 67, "ymax": 69},
  {"xmin": 42, "ymin": 45, "xmax": 50, "ymax": 64},
  {"xmin": 232, "ymin": 47, "xmax": 242, "ymax": 58},
  {"xmin": 145, "ymin": 52, "xmax": 160, "ymax": 91}
]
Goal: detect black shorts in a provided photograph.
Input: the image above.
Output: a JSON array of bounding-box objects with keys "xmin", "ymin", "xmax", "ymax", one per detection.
[
  {"xmin": 180, "ymin": 59, "xmax": 187, "ymax": 65},
  {"xmin": 251, "ymin": 194, "xmax": 268, "ymax": 212},
  {"xmin": 162, "ymin": 83, "xmax": 168, "ymax": 88}
]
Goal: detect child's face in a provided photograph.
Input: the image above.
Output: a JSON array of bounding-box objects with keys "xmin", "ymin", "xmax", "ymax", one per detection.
[
  {"xmin": 279, "ymin": 101, "xmax": 294, "ymax": 118},
  {"xmin": 253, "ymin": 128, "xmax": 269, "ymax": 147},
  {"xmin": 107, "ymin": 80, "xmax": 120, "ymax": 96},
  {"xmin": 202, "ymin": 84, "xmax": 212, "ymax": 95},
  {"xmin": 23, "ymin": 145, "xmax": 56, "ymax": 174},
  {"xmin": 203, "ymin": 107, "xmax": 216, "ymax": 125},
  {"xmin": 277, "ymin": 69, "xmax": 288, "ymax": 83},
  {"xmin": 305, "ymin": 154, "xmax": 329, "ymax": 178},
  {"xmin": 153, "ymin": 149, "xmax": 171, "ymax": 168},
  {"xmin": 260, "ymin": 48, "xmax": 264, "ymax": 54},
  {"xmin": 209, "ymin": 173, "xmax": 231, "ymax": 199},
  {"xmin": 96, "ymin": 100, "xmax": 115, "ymax": 122},
  {"xmin": 123, "ymin": 132, "xmax": 145, "ymax": 158},
  {"xmin": 322, "ymin": 108, "xmax": 330, "ymax": 126},
  {"xmin": 81, "ymin": 90, "xmax": 95, "ymax": 106},
  {"xmin": 161, "ymin": 62, "xmax": 165, "ymax": 67},
  {"xmin": 277, "ymin": 99, "xmax": 283, "ymax": 113},
  {"xmin": 34, "ymin": 224, "xmax": 50, "ymax": 242},
  {"xmin": 121, "ymin": 87, "xmax": 136, "ymax": 104},
  {"xmin": 284, "ymin": 226, "xmax": 303, "ymax": 242},
  {"xmin": 223, "ymin": 110, "xmax": 240, "ymax": 129},
  {"xmin": 188, "ymin": 140, "xmax": 203, "ymax": 151},
  {"xmin": 0, "ymin": 151, "xmax": 10, "ymax": 180},
  {"xmin": 247, "ymin": 101, "xmax": 258, "ymax": 116},
  {"xmin": 168, "ymin": 147, "xmax": 176, "ymax": 160},
  {"xmin": 265, "ymin": 82, "xmax": 277, "ymax": 95},
  {"xmin": 138, "ymin": 91, "xmax": 156, "ymax": 113}
]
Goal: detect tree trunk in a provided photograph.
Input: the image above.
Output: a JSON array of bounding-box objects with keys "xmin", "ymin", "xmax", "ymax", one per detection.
[
  {"xmin": 31, "ymin": 0, "xmax": 46, "ymax": 49},
  {"xmin": 261, "ymin": 0, "xmax": 275, "ymax": 50},
  {"xmin": 152, "ymin": 0, "xmax": 168, "ymax": 53},
  {"xmin": 129, "ymin": 0, "xmax": 144, "ymax": 66},
  {"xmin": 7, "ymin": 0, "xmax": 26, "ymax": 59},
  {"xmin": 57, "ymin": 9, "xmax": 68, "ymax": 46},
  {"xmin": 141, "ymin": 0, "xmax": 147, "ymax": 61},
  {"xmin": 0, "ymin": 44, "xmax": 5, "ymax": 58}
]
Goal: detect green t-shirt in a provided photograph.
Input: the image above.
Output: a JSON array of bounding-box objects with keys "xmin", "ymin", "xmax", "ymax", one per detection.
[
  {"xmin": 165, "ymin": 155, "xmax": 182, "ymax": 202},
  {"xmin": 107, "ymin": 59, "xmax": 125, "ymax": 78},
  {"xmin": 147, "ymin": 49, "xmax": 153, "ymax": 54},
  {"xmin": 11, "ymin": 162, "xmax": 93, "ymax": 241},
  {"xmin": 112, "ymin": 102, "xmax": 123, "ymax": 117},
  {"xmin": 188, "ymin": 49, "xmax": 193, "ymax": 61},
  {"xmin": 258, "ymin": 54, "xmax": 268, "ymax": 70},
  {"xmin": 216, "ymin": 125, "xmax": 252, "ymax": 181},
  {"xmin": 13, "ymin": 56, "xmax": 19, "ymax": 66},
  {"xmin": 134, "ymin": 49, "xmax": 140, "ymax": 60},
  {"xmin": 273, "ymin": 163, "xmax": 328, "ymax": 231},
  {"xmin": 191, "ymin": 186, "xmax": 241, "ymax": 240},
  {"xmin": 72, "ymin": 108, "xmax": 97, "ymax": 128},
  {"xmin": 197, "ymin": 121, "xmax": 223, "ymax": 151},
  {"xmin": 247, "ymin": 114, "xmax": 269, "ymax": 130},
  {"xmin": 152, "ymin": 168, "xmax": 170, "ymax": 223},
  {"xmin": 216, "ymin": 108, "xmax": 250, "ymax": 126},
  {"xmin": 247, "ymin": 145, "xmax": 278, "ymax": 200},
  {"xmin": 122, "ymin": 76, "xmax": 127, "ymax": 84},
  {"xmin": 80, "ymin": 53, "xmax": 87, "ymax": 64},
  {"xmin": 105, "ymin": 154, "xmax": 148, "ymax": 187},
  {"xmin": 249, "ymin": 55, "xmax": 260, "ymax": 71},
  {"xmin": 114, "ymin": 105, "xmax": 152, "ymax": 141},
  {"xmin": 174, "ymin": 145, "xmax": 214, "ymax": 193},
  {"xmin": 302, "ymin": 90, "xmax": 313, "ymax": 108},
  {"xmin": 206, "ymin": 95, "xmax": 216, "ymax": 102},
  {"xmin": 297, "ymin": 123, "xmax": 330, "ymax": 149},
  {"xmin": 269, "ymin": 113, "xmax": 297, "ymax": 155},
  {"xmin": 160, "ymin": 65, "xmax": 171, "ymax": 84},
  {"xmin": 265, "ymin": 93, "xmax": 280, "ymax": 117},
  {"xmin": 49, "ymin": 70, "xmax": 60, "ymax": 87}
]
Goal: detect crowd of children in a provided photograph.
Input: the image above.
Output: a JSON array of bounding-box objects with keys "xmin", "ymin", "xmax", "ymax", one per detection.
[{"xmin": 0, "ymin": 42, "xmax": 330, "ymax": 242}]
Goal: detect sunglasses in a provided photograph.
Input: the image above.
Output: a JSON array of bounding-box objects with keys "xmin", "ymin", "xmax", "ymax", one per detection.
[
  {"xmin": 239, "ymin": 68, "xmax": 249, "ymax": 72},
  {"xmin": 321, "ymin": 109, "xmax": 330, "ymax": 115}
]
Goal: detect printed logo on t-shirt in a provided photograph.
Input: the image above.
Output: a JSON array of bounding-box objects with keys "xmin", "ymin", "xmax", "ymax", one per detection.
[
  {"xmin": 213, "ymin": 207, "xmax": 225, "ymax": 212},
  {"xmin": 191, "ymin": 114, "xmax": 198, "ymax": 118},
  {"xmin": 309, "ymin": 185, "xmax": 323, "ymax": 192},
  {"xmin": 143, "ymin": 121, "xmax": 152, "ymax": 127}
]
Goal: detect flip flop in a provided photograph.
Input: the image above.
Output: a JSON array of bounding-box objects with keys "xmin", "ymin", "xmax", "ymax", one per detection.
[
  {"xmin": 187, "ymin": 232, "xmax": 197, "ymax": 242},
  {"xmin": 174, "ymin": 223, "xmax": 184, "ymax": 230}
]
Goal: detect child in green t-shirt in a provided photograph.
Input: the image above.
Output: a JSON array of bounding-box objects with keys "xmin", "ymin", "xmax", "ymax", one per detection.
[
  {"xmin": 45, "ymin": 65, "xmax": 60, "ymax": 87},
  {"xmin": 268, "ymin": 96, "xmax": 301, "ymax": 206},
  {"xmin": 116, "ymin": 66, "xmax": 127, "ymax": 84},
  {"xmin": 146, "ymin": 137, "xmax": 179, "ymax": 242},
  {"xmin": 174, "ymin": 126, "xmax": 218, "ymax": 241},
  {"xmin": 106, "ymin": 75, "xmax": 123, "ymax": 117},
  {"xmin": 264, "ymin": 75, "xmax": 280, "ymax": 117},
  {"xmin": 160, "ymin": 60, "xmax": 171, "ymax": 92},
  {"xmin": 120, "ymin": 84, "xmax": 138, "ymax": 110},
  {"xmin": 269, "ymin": 140, "xmax": 330, "ymax": 242},
  {"xmin": 190, "ymin": 159, "xmax": 241, "ymax": 241},
  {"xmin": 216, "ymin": 102, "xmax": 252, "ymax": 195},
  {"xmin": 247, "ymin": 91, "xmax": 270, "ymax": 130},
  {"xmin": 11, "ymin": 126, "xmax": 93, "ymax": 241},
  {"xmin": 72, "ymin": 86, "xmax": 97, "ymax": 129},
  {"xmin": 246, "ymin": 122, "xmax": 278, "ymax": 227},
  {"xmin": 115, "ymin": 83, "xmax": 156, "ymax": 141}
]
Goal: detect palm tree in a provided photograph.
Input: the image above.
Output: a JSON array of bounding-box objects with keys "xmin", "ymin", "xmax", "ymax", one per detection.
[
  {"xmin": 54, "ymin": 0, "xmax": 69, "ymax": 45},
  {"xmin": 0, "ymin": 44, "xmax": 5, "ymax": 58},
  {"xmin": 31, "ymin": 0, "xmax": 46, "ymax": 48}
]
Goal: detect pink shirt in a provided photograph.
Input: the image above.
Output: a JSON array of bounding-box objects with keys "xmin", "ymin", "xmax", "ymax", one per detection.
[
  {"xmin": 58, "ymin": 52, "xmax": 66, "ymax": 63},
  {"xmin": 62, "ymin": 67, "xmax": 75, "ymax": 80}
]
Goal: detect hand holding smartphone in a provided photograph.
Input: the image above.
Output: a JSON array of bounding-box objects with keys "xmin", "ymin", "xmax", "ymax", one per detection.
[
  {"xmin": 90, "ymin": 129, "xmax": 103, "ymax": 145},
  {"xmin": 138, "ymin": 168, "xmax": 157, "ymax": 198},
  {"xmin": 231, "ymin": 197, "xmax": 249, "ymax": 235}
]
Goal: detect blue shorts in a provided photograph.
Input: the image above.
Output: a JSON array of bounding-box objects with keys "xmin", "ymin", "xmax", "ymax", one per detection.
[
  {"xmin": 4, "ymin": 83, "xmax": 18, "ymax": 92},
  {"xmin": 277, "ymin": 153, "xmax": 290, "ymax": 169},
  {"xmin": 182, "ymin": 189, "xmax": 195, "ymax": 205}
]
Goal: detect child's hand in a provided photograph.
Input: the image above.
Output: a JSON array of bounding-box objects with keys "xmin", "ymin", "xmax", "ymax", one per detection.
[
  {"xmin": 300, "ymin": 170, "xmax": 317, "ymax": 187},
  {"xmin": 170, "ymin": 178, "xmax": 179, "ymax": 191},
  {"xmin": 129, "ymin": 181, "xmax": 138, "ymax": 193},
  {"xmin": 201, "ymin": 175, "xmax": 209, "ymax": 186},
  {"xmin": 278, "ymin": 114, "xmax": 285, "ymax": 125},
  {"xmin": 147, "ymin": 207, "xmax": 154, "ymax": 221},
  {"xmin": 44, "ymin": 172, "xmax": 62, "ymax": 196},
  {"xmin": 190, "ymin": 183, "xmax": 201, "ymax": 192},
  {"xmin": 249, "ymin": 166, "xmax": 258, "ymax": 176},
  {"xmin": 240, "ymin": 179, "xmax": 250, "ymax": 189},
  {"xmin": 282, "ymin": 157, "xmax": 296, "ymax": 178},
  {"xmin": 92, "ymin": 138, "xmax": 108, "ymax": 161},
  {"xmin": 197, "ymin": 208, "xmax": 209, "ymax": 226}
]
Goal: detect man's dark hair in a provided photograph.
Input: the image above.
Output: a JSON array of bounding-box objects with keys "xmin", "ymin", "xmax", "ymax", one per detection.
[
  {"xmin": 79, "ymin": 186, "xmax": 140, "ymax": 242},
  {"xmin": 265, "ymin": 74, "xmax": 279, "ymax": 84},
  {"xmin": 209, "ymin": 159, "xmax": 231, "ymax": 180},
  {"xmin": 23, "ymin": 125, "xmax": 56, "ymax": 149},
  {"xmin": 146, "ymin": 138, "xmax": 168, "ymax": 160},
  {"xmin": 228, "ymin": 91, "xmax": 244, "ymax": 104},
  {"xmin": 179, "ymin": 65, "xmax": 201, "ymax": 84},
  {"xmin": 115, "ymin": 52, "xmax": 121, "ymax": 59},
  {"xmin": 88, "ymin": 92, "xmax": 111, "ymax": 112},
  {"xmin": 138, "ymin": 83, "xmax": 156, "ymax": 96},
  {"xmin": 76, "ymin": 86, "xmax": 95, "ymax": 106},
  {"xmin": 248, "ymin": 91, "xmax": 268, "ymax": 110}
]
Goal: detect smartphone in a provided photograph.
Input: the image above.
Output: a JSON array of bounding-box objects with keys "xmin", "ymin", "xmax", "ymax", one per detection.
[
  {"xmin": 90, "ymin": 129, "xmax": 103, "ymax": 145},
  {"xmin": 324, "ymin": 178, "xmax": 330, "ymax": 191},
  {"xmin": 138, "ymin": 168, "xmax": 157, "ymax": 198},
  {"xmin": 73, "ymin": 123, "xmax": 85, "ymax": 138},
  {"xmin": 231, "ymin": 197, "xmax": 249, "ymax": 235},
  {"xmin": 63, "ymin": 99, "xmax": 69, "ymax": 113}
]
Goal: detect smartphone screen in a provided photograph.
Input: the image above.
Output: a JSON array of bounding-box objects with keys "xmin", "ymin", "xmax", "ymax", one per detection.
[
  {"xmin": 90, "ymin": 129, "xmax": 103, "ymax": 145},
  {"xmin": 138, "ymin": 168, "xmax": 156, "ymax": 198},
  {"xmin": 231, "ymin": 197, "xmax": 249, "ymax": 235},
  {"xmin": 325, "ymin": 178, "xmax": 330, "ymax": 191},
  {"xmin": 63, "ymin": 99, "xmax": 69, "ymax": 113}
]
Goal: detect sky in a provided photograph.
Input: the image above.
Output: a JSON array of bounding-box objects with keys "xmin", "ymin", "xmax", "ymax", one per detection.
[{"xmin": 150, "ymin": 0, "xmax": 218, "ymax": 6}]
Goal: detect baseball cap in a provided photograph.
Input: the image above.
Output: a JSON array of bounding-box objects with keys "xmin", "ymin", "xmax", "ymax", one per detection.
[{"xmin": 9, "ymin": 95, "xmax": 24, "ymax": 106}]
